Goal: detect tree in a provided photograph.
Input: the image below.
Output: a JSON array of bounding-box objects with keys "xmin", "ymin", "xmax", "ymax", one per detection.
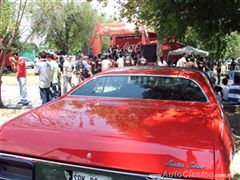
[
  {"xmin": 0, "ymin": 0, "xmax": 28, "ymax": 107},
  {"xmin": 117, "ymin": 0, "xmax": 240, "ymax": 57},
  {"xmin": 0, "ymin": 0, "xmax": 108, "ymax": 107},
  {"xmin": 29, "ymin": 1, "xmax": 105, "ymax": 54},
  {"xmin": 223, "ymin": 32, "xmax": 240, "ymax": 59}
]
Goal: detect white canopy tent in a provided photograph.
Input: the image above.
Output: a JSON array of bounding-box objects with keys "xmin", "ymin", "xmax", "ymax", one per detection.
[{"xmin": 168, "ymin": 46, "xmax": 209, "ymax": 57}]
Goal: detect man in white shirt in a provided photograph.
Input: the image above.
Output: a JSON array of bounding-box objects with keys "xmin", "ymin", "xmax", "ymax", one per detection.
[
  {"xmin": 176, "ymin": 54, "xmax": 187, "ymax": 67},
  {"xmin": 157, "ymin": 56, "xmax": 168, "ymax": 66},
  {"xmin": 63, "ymin": 56, "xmax": 73, "ymax": 94},
  {"xmin": 116, "ymin": 54, "xmax": 124, "ymax": 68},
  {"xmin": 101, "ymin": 55, "xmax": 112, "ymax": 71},
  {"xmin": 221, "ymin": 77, "xmax": 229, "ymax": 101}
]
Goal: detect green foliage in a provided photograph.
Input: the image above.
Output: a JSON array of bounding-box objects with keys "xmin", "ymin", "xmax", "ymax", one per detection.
[
  {"xmin": 223, "ymin": 32, "xmax": 240, "ymax": 59},
  {"xmin": 0, "ymin": 0, "xmax": 15, "ymax": 37},
  {"xmin": 117, "ymin": 0, "xmax": 240, "ymax": 58},
  {"xmin": 0, "ymin": 0, "xmax": 29, "ymax": 107},
  {"xmin": 0, "ymin": 0, "xmax": 21, "ymax": 49},
  {"xmin": 183, "ymin": 27, "xmax": 202, "ymax": 48},
  {"xmin": 29, "ymin": 1, "xmax": 106, "ymax": 54},
  {"xmin": 0, "ymin": 0, "xmax": 31, "ymax": 50}
]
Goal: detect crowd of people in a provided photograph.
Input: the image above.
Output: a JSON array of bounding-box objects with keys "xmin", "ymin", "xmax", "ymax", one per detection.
[
  {"xmin": 9, "ymin": 46, "xmax": 240, "ymax": 106},
  {"xmin": 10, "ymin": 51, "xmax": 60, "ymax": 105},
  {"xmin": 173, "ymin": 54, "xmax": 240, "ymax": 104}
]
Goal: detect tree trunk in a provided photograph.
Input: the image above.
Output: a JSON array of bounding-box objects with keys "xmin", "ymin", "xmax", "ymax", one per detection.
[
  {"xmin": 0, "ymin": 75, "xmax": 3, "ymax": 108},
  {"xmin": 0, "ymin": 50, "xmax": 8, "ymax": 108},
  {"xmin": 0, "ymin": 0, "xmax": 28, "ymax": 108}
]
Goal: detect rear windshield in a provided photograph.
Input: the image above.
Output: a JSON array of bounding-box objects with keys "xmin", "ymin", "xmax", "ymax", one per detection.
[{"xmin": 70, "ymin": 75, "xmax": 208, "ymax": 102}]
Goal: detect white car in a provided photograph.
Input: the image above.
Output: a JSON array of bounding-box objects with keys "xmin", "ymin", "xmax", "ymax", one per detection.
[
  {"xmin": 23, "ymin": 57, "xmax": 35, "ymax": 69},
  {"xmin": 224, "ymin": 59, "xmax": 240, "ymax": 72}
]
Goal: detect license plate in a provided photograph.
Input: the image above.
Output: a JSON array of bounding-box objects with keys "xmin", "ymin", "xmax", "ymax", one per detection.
[{"xmin": 72, "ymin": 171, "xmax": 112, "ymax": 180}]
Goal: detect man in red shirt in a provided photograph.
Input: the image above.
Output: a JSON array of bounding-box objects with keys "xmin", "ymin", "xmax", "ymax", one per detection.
[{"xmin": 10, "ymin": 53, "xmax": 29, "ymax": 106}]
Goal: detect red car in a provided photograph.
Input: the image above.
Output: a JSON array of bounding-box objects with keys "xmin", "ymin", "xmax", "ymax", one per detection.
[{"xmin": 0, "ymin": 67, "xmax": 235, "ymax": 180}]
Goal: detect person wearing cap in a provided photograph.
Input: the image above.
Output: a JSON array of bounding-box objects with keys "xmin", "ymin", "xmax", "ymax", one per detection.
[{"xmin": 10, "ymin": 52, "xmax": 29, "ymax": 106}]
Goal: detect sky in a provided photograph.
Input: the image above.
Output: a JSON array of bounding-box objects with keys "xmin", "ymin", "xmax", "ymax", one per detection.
[{"xmin": 91, "ymin": 0, "xmax": 121, "ymax": 18}]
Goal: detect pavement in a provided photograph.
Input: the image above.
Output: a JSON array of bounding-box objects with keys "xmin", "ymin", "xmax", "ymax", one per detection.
[{"xmin": 232, "ymin": 151, "xmax": 240, "ymax": 178}]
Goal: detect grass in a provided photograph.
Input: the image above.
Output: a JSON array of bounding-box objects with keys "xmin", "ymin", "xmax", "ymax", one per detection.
[{"xmin": 2, "ymin": 69, "xmax": 39, "ymax": 86}]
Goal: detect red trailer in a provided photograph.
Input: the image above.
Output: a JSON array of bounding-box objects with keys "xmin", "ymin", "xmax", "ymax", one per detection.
[
  {"xmin": 89, "ymin": 23, "xmax": 183, "ymax": 63},
  {"xmin": 89, "ymin": 23, "xmax": 156, "ymax": 56}
]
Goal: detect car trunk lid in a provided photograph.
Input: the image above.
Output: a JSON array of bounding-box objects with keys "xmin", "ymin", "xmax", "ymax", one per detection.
[{"xmin": 0, "ymin": 97, "xmax": 216, "ymax": 178}]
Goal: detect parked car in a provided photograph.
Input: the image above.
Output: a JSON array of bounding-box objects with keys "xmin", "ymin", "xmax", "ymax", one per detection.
[
  {"xmin": 224, "ymin": 59, "xmax": 240, "ymax": 72},
  {"xmin": 0, "ymin": 67, "xmax": 235, "ymax": 179},
  {"xmin": 23, "ymin": 57, "xmax": 35, "ymax": 69}
]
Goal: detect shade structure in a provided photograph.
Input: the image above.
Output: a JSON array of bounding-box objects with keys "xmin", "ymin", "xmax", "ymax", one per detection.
[{"xmin": 168, "ymin": 46, "xmax": 209, "ymax": 57}]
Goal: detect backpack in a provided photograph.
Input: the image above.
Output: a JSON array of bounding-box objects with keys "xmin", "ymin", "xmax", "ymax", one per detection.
[{"xmin": 75, "ymin": 60, "xmax": 84, "ymax": 72}]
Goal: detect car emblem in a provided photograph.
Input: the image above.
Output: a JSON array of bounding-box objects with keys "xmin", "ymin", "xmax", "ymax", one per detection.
[
  {"xmin": 87, "ymin": 152, "xmax": 92, "ymax": 159},
  {"xmin": 165, "ymin": 160, "xmax": 205, "ymax": 169},
  {"xmin": 187, "ymin": 162, "xmax": 205, "ymax": 169},
  {"xmin": 165, "ymin": 160, "xmax": 184, "ymax": 168}
]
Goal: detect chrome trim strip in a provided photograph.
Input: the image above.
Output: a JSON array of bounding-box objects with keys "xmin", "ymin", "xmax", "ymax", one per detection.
[
  {"xmin": 0, "ymin": 152, "xmax": 146, "ymax": 177},
  {"xmin": 69, "ymin": 74, "xmax": 210, "ymax": 103},
  {"xmin": 0, "ymin": 152, "xmax": 185, "ymax": 180}
]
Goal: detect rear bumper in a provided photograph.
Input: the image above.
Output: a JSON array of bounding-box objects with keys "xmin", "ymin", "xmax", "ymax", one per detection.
[{"xmin": 0, "ymin": 152, "xmax": 205, "ymax": 180}]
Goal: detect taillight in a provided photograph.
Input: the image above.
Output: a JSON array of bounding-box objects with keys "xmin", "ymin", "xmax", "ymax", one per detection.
[{"xmin": 0, "ymin": 155, "xmax": 34, "ymax": 180}]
